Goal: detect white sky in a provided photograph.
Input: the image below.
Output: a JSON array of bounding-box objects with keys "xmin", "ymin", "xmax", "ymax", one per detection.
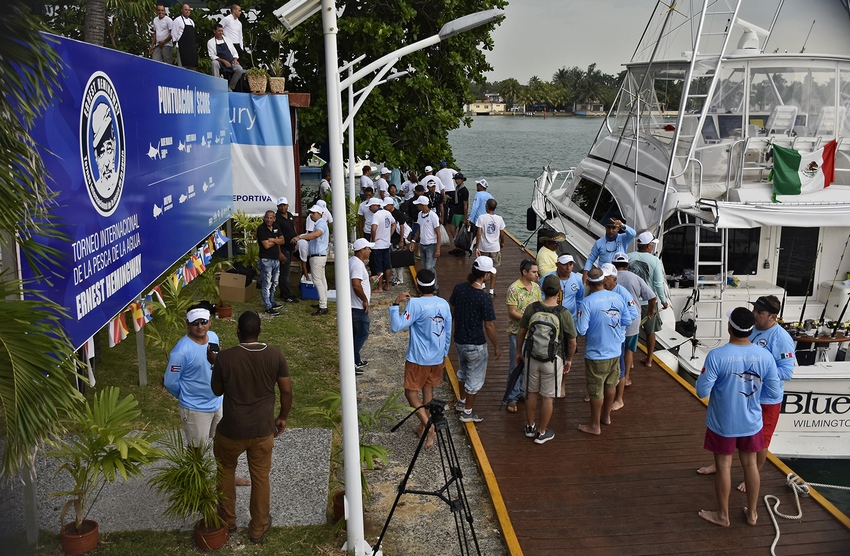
[{"xmin": 484, "ymin": 0, "xmax": 850, "ymax": 85}]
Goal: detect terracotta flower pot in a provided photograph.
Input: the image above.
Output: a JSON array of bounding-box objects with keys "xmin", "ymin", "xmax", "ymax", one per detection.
[
  {"xmin": 194, "ymin": 521, "xmax": 229, "ymax": 552},
  {"xmin": 215, "ymin": 303, "xmax": 232, "ymax": 319},
  {"xmin": 332, "ymin": 490, "xmax": 346, "ymax": 523},
  {"xmin": 60, "ymin": 520, "xmax": 98, "ymax": 556}
]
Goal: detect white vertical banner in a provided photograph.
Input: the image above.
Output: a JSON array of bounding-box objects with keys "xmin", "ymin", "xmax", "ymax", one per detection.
[{"xmin": 229, "ymin": 94, "xmax": 296, "ymax": 215}]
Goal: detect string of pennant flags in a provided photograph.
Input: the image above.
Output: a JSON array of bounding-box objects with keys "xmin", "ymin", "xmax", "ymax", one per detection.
[{"xmin": 95, "ymin": 230, "xmax": 230, "ymax": 353}]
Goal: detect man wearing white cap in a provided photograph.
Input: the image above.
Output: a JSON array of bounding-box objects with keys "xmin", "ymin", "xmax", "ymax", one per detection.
[
  {"xmin": 475, "ymin": 198, "xmax": 505, "ymax": 296},
  {"xmin": 390, "ymin": 268, "xmax": 452, "ymax": 448},
  {"xmin": 628, "ymin": 231, "xmax": 669, "ymax": 367},
  {"xmin": 296, "ymin": 206, "xmax": 330, "ymax": 316},
  {"xmin": 350, "ymin": 238, "xmax": 375, "ymax": 372},
  {"xmin": 411, "ymin": 195, "xmax": 442, "ymax": 292},
  {"xmin": 575, "ymin": 267, "xmax": 634, "ymax": 436},
  {"xmin": 450, "ymin": 256, "xmax": 502, "ymax": 423},
  {"xmin": 542, "ymin": 253, "xmax": 584, "ymax": 322},
  {"xmin": 164, "ymin": 305, "xmax": 223, "ymax": 446},
  {"xmin": 375, "ymin": 167, "xmax": 391, "ymax": 199},
  {"xmin": 424, "ymin": 177, "xmax": 444, "ymax": 223},
  {"xmin": 275, "ymin": 197, "xmax": 299, "ymax": 303},
  {"xmin": 357, "ymin": 186, "xmax": 376, "ymax": 240},
  {"xmin": 602, "ymin": 259, "xmax": 646, "ymax": 410},
  {"xmin": 467, "ymin": 179, "xmax": 494, "ymax": 254},
  {"xmin": 370, "ymin": 197, "xmax": 397, "ymax": 293},
  {"xmin": 419, "ymin": 165, "xmax": 435, "ymax": 190}
]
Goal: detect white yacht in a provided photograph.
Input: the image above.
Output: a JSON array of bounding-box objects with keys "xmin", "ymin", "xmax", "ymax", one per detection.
[{"xmin": 531, "ymin": 0, "xmax": 850, "ymax": 459}]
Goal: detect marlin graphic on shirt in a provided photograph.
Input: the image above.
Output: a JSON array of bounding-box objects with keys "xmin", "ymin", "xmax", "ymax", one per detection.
[
  {"xmin": 733, "ymin": 365, "xmax": 762, "ymax": 398},
  {"xmin": 598, "ymin": 306, "xmax": 621, "ymax": 329}
]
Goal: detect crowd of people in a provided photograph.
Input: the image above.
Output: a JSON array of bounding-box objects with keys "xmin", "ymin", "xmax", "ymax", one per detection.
[{"xmin": 149, "ymin": 3, "xmax": 247, "ymax": 91}]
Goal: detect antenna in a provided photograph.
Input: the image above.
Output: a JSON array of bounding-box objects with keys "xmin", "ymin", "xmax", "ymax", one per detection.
[{"xmin": 801, "ymin": 20, "xmax": 815, "ymax": 53}]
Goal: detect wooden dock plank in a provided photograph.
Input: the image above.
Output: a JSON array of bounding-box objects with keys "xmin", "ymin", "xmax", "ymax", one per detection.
[{"xmin": 429, "ymin": 234, "xmax": 850, "ymax": 555}]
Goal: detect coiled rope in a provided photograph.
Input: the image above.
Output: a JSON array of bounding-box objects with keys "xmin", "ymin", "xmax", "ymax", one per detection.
[{"xmin": 765, "ymin": 473, "xmax": 850, "ymax": 555}]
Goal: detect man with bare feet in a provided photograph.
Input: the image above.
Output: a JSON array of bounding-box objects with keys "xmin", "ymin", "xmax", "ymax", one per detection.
[
  {"xmin": 627, "ymin": 232, "xmax": 669, "ymax": 367},
  {"xmin": 695, "ymin": 296, "xmax": 795, "ymax": 488},
  {"xmin": 515, "ymin": 274, "xmax": 577, "ymax": 444},
  {"xmin": 608, "ymin": 255, "xmax": 654, "ymax": 409},
  {"xmin": 695, "ymin": 307, "xmax": 780, "ymax": 527},
  {"xmin": 390, "ymin": 269, "xmax": 452, "ymax": 448},
  {"xmin": 575, "ymin": 268, "xmax": 633, "ymax": 435}
]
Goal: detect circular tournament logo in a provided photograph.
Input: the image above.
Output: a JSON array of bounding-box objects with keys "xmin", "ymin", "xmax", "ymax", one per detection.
[
  {"xmin": 80, "ymin": 71, "xmax": 126, "ymax": 217},
  {"xmin": 757, "ymin": 338, "xmax": 768, "ymax": 348}
]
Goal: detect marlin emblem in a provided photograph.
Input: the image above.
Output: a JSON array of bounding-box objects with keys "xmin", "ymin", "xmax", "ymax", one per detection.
[
  {"xmin": 733, "ymin": 366, "xmax": 762, "ymax": 398},
  {"xmin": 598, "ymin": 305, "xmax": 621, "ymax": 329}
]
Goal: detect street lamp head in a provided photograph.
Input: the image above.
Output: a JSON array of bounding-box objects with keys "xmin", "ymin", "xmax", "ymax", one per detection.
[
  {"xmin": 438, "ymin": 8, "xmax": 505, "ymax": 40},
  {"xmin": 273, "ymin": 0, "xmax": 321, "ymax": 31}
]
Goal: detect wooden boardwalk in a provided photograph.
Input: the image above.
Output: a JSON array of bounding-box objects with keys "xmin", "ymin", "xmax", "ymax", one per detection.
[{"xmin": 429, "ymin": 234, "xmax": 850, "ymax": 555}]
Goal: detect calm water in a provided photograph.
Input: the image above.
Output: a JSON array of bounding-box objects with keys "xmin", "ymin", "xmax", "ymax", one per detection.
[
  {"xmin": 448, "ymin": 115, "xmax": 850, "ymax": 517},
  {"xmin": 448, "ymin": 115, "xmax": 601, "ymax": 236}
]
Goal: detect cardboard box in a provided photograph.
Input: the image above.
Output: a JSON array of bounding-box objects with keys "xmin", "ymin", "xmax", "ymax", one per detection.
[{"xmin": 219, "ymin": 272, "xmax": 256, "ymax": 303}]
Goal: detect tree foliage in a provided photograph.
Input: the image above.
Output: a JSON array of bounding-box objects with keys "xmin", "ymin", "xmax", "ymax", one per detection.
[{"xmin": 0, "ymin": 2, "xmax": 85, "ymax": 476}]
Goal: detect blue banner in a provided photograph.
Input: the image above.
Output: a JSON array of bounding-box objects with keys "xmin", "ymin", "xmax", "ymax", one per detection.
[
  {"xmin": 230, "ymin": 94, "xmax": 297, "ymax": 215},
  {"xmin": 23, "ymin": 35, "xmax": 233, "ymax": 349}
]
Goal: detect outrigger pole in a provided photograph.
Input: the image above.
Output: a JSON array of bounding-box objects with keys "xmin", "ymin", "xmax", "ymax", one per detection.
[{"xmin": 819, "ymin": 234, "xmax": 850, "ymax": 326}]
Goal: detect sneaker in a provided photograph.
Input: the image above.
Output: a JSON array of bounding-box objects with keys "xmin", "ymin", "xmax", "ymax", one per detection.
[
  {"xmin": 524, "ymin": 423, "xmax": 538, "ymax": 438},
  {"xmin": 459, "ymin": 410, "xmax": 483, "ymax": 423},
  {"xmin": 454, "ymin": 400, "xmax": 466, "ymax": 412},
  {"xmin": 355, "ymin": 366, "xmax": 365, "ymax": 376},
  {"xmin": 285, "ymin": 297, "xmax": 300, "ymax": 304},
  {"xmin": 271, "ymin": 302, "xmax": 283, "ymax": 309},
  {"xmin": 534, "ymin": 429, "xmax": 555, "ymax": 444},
  {"xmin": 312, "ymin": 308, "xmax": 329, "ymax": 316},
  {"xmin": 488, "ymin": 289, "xmax": 495, "ymax": 297},
  {"xmin": 265, "ymin": 308, "xmax": 280, "ymax": 316},
  {"xmin": 356, "ymin": 360, "xmax": 369, "ymax": 367}
]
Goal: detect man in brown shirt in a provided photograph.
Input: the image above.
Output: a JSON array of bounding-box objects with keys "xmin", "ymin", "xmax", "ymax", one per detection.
[{"xmin": 211, "ymin": 311, "xmax": 292, "ymax": 544}]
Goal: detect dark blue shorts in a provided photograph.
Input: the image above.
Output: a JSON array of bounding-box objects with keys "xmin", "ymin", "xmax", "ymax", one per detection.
[{"xmin": 370, "ymin": 248, "xmax": 392, "ymax": 274}]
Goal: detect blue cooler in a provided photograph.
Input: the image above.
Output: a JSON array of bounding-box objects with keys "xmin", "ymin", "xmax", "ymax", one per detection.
[{"xmin": 300, "ymin": 281, "xmax": 319, "ymax": 300}]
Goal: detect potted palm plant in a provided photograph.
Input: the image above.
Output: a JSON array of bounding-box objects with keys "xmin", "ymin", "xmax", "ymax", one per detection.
[
  {"xmin": 246, "ymin": 67, "xmax": 268, "ymax": 95},
  {"xmin": 47, "ymin": 387, "xmax": 163, "ymax": 556},
  {"xmin": 191, "ymin": 258, "xmax": 234, "ymax": 318},
  {"xmin": 148, "ymin": 429, "xmax": 229, "ymax": 551},
  {"xmin": 268, "ymin": 26, "xmax": 289, "ymax": 94}
]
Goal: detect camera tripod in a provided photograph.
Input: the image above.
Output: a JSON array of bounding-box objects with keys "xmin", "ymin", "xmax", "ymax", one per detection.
[{"xmin": 372, "ymin": 399, "xmax": 480, "ymax": 556}]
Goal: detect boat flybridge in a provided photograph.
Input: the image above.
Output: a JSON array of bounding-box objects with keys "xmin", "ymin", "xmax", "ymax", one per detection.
[{"xmin": 531, "ymin": 0, "xmax": 850, "ymax": 458}]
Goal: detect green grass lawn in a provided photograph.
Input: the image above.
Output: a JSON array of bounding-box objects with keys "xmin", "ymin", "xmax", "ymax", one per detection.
[{"xmin": 3, "ymin": 284, "xmax": 347, "ymax": 554}]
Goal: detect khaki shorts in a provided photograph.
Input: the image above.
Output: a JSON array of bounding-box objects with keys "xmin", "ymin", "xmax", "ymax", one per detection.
[
  {"xmin": 525, "ymin": 356, "xmax": 562, "ymax": 398},
  {"xmin": 641, "ymin": 305, "xmax": 663, "ymax": 334},
  {"xmin": 404, "ymin": 361, "xmax": 444, "ymax": 391},
  {"xmin": 585, "ymin": 357, "xmax": 620, "ymax": 400},
  {"xmin": 479, "ymin": 251, "xmax": 501, "ymax": 266},
  {"xmin": 180, "ymin": 406, "xmax": 223, "ymax": 446}
]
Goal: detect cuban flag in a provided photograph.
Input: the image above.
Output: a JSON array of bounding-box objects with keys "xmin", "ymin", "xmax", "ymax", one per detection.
[
  {"xmin": 108, "ymin": 313, "xmax": 129, "ymax": 347},
  {"xmin": 770, "ymin": 140, "xmax": 837, "ymax": 202}
]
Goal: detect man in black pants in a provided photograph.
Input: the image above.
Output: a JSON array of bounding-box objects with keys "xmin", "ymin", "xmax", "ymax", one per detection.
[{"xmin": 275, "ymin": 197, "xmax": 299, "ymax": 303}]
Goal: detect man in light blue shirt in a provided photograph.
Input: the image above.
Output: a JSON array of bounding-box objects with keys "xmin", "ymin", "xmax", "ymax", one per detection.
[
  {"xmin": 695, "ymin": 307, "xmax": 780, "ymax": 528},
  {"xmin": 298, "ymin": 205, "xmax": 330, "ymax": 315},
  {"xmin": 582, "ymin": 217, "xmax": 635, "ymax": 277},
  {"xmin": 466, "ymin": 179, "xmax": 494, "ymax": 253},
  {"xmin": 575, "ymin": 268, "xmax": 633, "ymax": 436},
  {"xmin": 389, "ymin": 269, "xmax": 452, "ymax": 448},
  {"xmin": 541, "ymin": 254, "xmax": 584, "ymax": 321}
]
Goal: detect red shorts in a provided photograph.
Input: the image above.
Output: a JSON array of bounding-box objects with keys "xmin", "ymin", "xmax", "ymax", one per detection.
[
  {"xmin": 704, "ymin": 428, "xmax": 765, "ymax": 455},
  {"xmin": 760, "ymin": 403, "xmax": 781, "ymax": 447}
]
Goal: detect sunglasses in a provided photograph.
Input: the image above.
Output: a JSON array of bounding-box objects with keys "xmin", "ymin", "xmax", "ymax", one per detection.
[{"xmin": 189, "ymin": 319, "xmax": 209, "ymax": 326}]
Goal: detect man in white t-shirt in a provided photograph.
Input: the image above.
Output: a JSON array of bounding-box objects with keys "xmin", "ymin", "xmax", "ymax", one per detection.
[
  {"xmin": 150, "ymin": 3, "xmax": 173, "ymax": 64},
  {"xmin": 475, "ymin": 198, "xmax": 505, "ymax": 296},
  {"xmin": 350, "ymin": 238, "xmax": 374, "ymax": 373},
  {"xmin": 357, "ymin": 187, "xmax": 377, "ymax": 239},
  {"xmin": 359, "ymin": 166, "xmax": 373, "ymax": 200},
  {"xmin": 220, "ymin": 4, "xmax": 244, "ymax": 59},
  {"xmin": 370, "ymin": 197, "xmax": 397, "ymax": 293},
  {"xmin": 375, "ymin": 167, "xmax": 391, "ymax": 199},
  {"xmin": 435, "ymin": 161, "xmax": 456, "ymax": 195},
  {"xmin": 419, "ymin": 165, "xmax": 436, "ymax": 190},
  {"xmin": 411, "ymin": 195, "xmax": 442, "ymax": 293}
]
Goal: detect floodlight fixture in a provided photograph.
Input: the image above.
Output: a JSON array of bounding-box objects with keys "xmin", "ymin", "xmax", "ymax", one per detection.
[{"xmin": 274, "ymin": 0, "xmax": 321, "ymax": 31}]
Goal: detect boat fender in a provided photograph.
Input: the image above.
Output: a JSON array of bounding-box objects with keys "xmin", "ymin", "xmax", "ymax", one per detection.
[{"xmin": 526, "ymin": 207, "xmax": 537, "ymax": 231}]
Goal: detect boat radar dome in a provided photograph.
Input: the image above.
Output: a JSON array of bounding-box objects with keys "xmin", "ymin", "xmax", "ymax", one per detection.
[{"xmin": 732, "ymin": 18, "xmax": 769, "ymax": 55}]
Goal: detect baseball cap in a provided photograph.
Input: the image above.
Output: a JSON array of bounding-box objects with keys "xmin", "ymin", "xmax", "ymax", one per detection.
[
  {"xmin": 612, "ymin": 252, "xmax": 629, "ymax": 263},
  {"xmin": 277, "ymin": 196, "xmax": 289, "ymax": 205},
  {"xmin": 382, "ymin": 196, "xmax": 395, "ymax": 206},
  {"xmin": 473, "ymin": 255, "xmax": 497, "ymax": 274},
  {"xmin": 750, "ymin": 296, "xmax": 780, "ymax": 314},
  {"xmin": 541, "ymin": 274, "xmax": 560, "ymax": 296},
  {"xmin": 380, "ymin": 167, "xmax": 390, "ymax": 175},
  {"xmin": 476, "ymin": 179, "xmax": 489, "ymax": 189},
  {"xmin": 454, "ymin": 172, "xmax": 466, "ymax": 181},
  {"xmin": 426, "ymin": 178, "xmax": 438, "ymax": 187},
  {"xmin": 308, "ymin": 204, "xmax": 324, "ymax": 213},
  {"xmin": 414, "ymin": 195, "xmax": 430, "ymax": 206},
  {"xmin": 424, "ymin": 165, "xmax": 433, "ymax": 173},
  {"xmin": 637, "ymin": 231, "xmax": 659, "ymax": 244},
  {"xmin": 727, "ymin": 308, "xmax": 755, "ymax": 332},
  {"xmin": 600, "ymin": 263, "xmax": 618, "ymax": 277},
  {"xmin": 557, "ymin": 254, "xmax": 574, "ymax": 265},
  {"xmin": 353, "ymin": 238, "xmax": 375, "ymax": 251},
  {"xmin": 368, "ymin": 198, "xmax": 383, "ymax": 207},
  {"xmin": 440, "ymin": 161, "xmax": 447, "ymax": 167}
]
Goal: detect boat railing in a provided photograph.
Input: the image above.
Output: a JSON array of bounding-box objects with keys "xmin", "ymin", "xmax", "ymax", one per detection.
[{"xmin": 725, "ymin": 137, "xmax": 749, "ymax": 194}]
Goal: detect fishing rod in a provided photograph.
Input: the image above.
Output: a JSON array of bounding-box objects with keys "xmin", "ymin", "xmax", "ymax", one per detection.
[
  {"xmin": 798, "ymin": 243, "xmax": 821, "ymax": 326},
  {"xmin": 779, "ymin": 235, "xmax": 795, "ymax": 321},
  {"xmin": 831, "ymin": 294, "xmax": 850, "ymax": 338},
  {"xmin": 819, "ymin": 235, "xmax": 850, "ymax": 327}
]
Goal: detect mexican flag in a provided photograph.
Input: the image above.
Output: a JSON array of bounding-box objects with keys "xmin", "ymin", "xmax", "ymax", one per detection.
[{"xmin": 770, "ymin": 140, "xmax": 837, "ymax": 202}]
